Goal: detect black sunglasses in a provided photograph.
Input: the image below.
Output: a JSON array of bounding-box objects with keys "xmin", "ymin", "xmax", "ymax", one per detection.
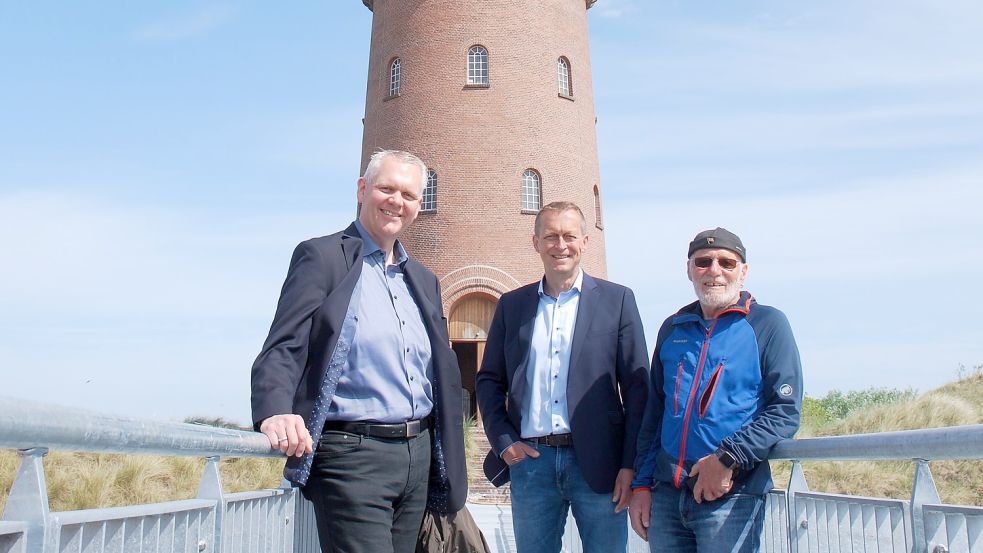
[{"xmin": 692, "ymin": 256, "xmax": 740, "ymax": 270}]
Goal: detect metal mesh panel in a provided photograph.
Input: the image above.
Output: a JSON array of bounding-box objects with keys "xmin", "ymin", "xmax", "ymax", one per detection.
[
  {"xmin": 792, "ymin": 492, "xmax": 909, "ymax": 553},
  {"xmin": 292, "ymin": 492, "xmax": 321, "ymax": 553},
  {"xmin": 923, "ymin": 504, "xmax": 983, "ymax": 553},
  {"xmin": 55, "ymin": 501, "xmax": 215, "ymax": 553},
  {"xmin": 0, "ymin": 521, "xmax": 26, "ymax": 553},
  {"xmin": 762, "ymin": 490, "xmax": 790, "ymax": 553},
  {"xmin": 223, "ymin": 491, "xmax": 294, "ymax": 553}
]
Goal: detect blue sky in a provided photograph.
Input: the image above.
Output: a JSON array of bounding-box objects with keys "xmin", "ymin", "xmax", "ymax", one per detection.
[{"xmin": 2, "ymin": 1, "xmax": 981, "ymax": 424}]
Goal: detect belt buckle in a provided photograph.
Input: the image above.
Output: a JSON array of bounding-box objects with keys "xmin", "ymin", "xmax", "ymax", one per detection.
[{"xmin": 405, "ymin": 419, "xmax": 421, "ymax": 437}]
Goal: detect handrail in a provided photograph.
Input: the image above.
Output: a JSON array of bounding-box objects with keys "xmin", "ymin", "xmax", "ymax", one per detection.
[
  {"xmin": 3, "ymin": 396, "xmax": 982, "ymax": 462},
  {"xmin": 0, "ymin": 396, "xmax": 280, "ymax": 458},
  {"xmin": 771, "ymin": 424, "xmax": 983, "ymax": 461}
]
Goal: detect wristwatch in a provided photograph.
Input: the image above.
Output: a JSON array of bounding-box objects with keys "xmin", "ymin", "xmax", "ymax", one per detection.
[{"xmin": 714, "ymin": 447, "xmax": 738, "ymax": 470}]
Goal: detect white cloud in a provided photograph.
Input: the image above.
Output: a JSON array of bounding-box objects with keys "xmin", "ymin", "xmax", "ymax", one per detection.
[
  {"xmin": 594, "ymin": 2, "xmax": 983, "ymax": 96},
  {"xmin": 594, "ymin": 0, "xmax": 638, "ymax": 19},
  {"xmin": 132, "ymin": 6, "xmax": 235, "ymax": 42}
]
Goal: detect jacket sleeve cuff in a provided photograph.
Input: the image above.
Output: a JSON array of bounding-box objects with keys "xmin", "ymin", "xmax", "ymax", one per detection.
[{"xmin": 498, "ymin": 439, "xmax": 518, "ymax": 458}]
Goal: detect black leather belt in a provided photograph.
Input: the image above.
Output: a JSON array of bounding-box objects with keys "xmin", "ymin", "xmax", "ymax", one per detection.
[
  {"xmin": 323, "ymin": 418, "xmax": 431, "ymax": 438},
  {"xmin": 528, "ymin": 433, "xmax": 573, "ymax": 447}
]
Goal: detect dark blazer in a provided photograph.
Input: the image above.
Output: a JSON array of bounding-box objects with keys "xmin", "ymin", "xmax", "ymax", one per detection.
[
  {"xmin": 251, "ymin": 223, "xmax": 467, "ymax": 513},
  {"xmin": 475, "ymin": 273, "xmax": 649, "ymax": 494}
]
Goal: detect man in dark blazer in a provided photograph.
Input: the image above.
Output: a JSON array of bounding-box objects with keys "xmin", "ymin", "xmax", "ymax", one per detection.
[
  {"xmin": 251, "ymin": 150, "xmax": 467, "ymax": 553},
  {"xmin": 475, "ymin": 201, "xmax": 649, "ymax": 553}
]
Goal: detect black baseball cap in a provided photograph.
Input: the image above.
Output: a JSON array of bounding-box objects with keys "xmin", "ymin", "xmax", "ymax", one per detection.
[{"xmin": 688, "ymin": 227, "xmax": 746, "ymax": 262}]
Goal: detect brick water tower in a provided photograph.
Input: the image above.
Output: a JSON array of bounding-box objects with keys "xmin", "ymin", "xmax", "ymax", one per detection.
[{"xmin": 359, "ymin": 0, "xmax": 607, "ymax": 415}]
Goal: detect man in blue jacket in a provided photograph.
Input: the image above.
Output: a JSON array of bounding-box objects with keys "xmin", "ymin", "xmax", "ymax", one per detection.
[{"xmin": 629, "ymin": 228, "xmax": 802, "ymax": 553}]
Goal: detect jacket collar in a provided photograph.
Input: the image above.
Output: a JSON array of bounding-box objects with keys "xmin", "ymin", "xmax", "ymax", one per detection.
[
  {"xmin": 340, "ymin": 222, "xmax": 362, "ymax": 270},
  {"xmin": 567, "ymin": 273, "xmax": 598, "ymax": 377},
  {"xmin": 352, "ymin": 219, "xmax": 409, "ymax": 265},
  {"xmin": 672, "ymin": 290, "xmax": 754, "ymax": 325}
]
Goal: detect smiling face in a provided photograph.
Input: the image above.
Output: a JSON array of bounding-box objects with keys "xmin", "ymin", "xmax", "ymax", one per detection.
[
  {"xmin": 687, "ymin": 248, "xmax": 748, "ymax": 319},
  {"xmin": 533, "ymin": 208, "xmax": 588, "ymax": 289},
  {"xmin": 356, "ymin": 155, "xmax": 424, "ymax": 252}
]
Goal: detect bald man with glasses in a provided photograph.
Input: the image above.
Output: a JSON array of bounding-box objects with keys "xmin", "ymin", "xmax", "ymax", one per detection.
[{"xmin": 629, "ymin": 227, "xmax": 803, "ymax": 553}]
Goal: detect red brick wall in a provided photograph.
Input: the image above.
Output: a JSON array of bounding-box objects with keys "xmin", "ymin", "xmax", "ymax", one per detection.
[{"xmin": 359, "ymin": 0, "xmax": 607, "ymax": 309}]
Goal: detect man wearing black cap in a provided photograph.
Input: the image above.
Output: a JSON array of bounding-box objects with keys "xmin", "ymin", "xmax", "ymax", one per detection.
[{"xmin": 628, "ymin": 228, "xmax": 802, "ymax": 553}]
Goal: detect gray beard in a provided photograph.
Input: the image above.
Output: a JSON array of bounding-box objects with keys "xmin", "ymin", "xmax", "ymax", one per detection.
[{"xmin": 694, "ymin": 281, "xmax": 741, "ymax": 315}]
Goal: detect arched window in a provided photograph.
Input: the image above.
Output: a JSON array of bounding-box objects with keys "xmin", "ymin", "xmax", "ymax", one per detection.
[
  {"xmin": 422, "ymin": 170, "xmax": 437, "ymax": 212},
  {"xmin": 593, "ymin": 185, "xmax": 603, "ymax": 229},
  {"xmin": 467, "ymin": 46, "xmax": 489, "ymax": 85},
  {"xmin": 557, "ymin": 57, "xmax": 572, "ymax": 97},
  {"xmin": 389, "ymin": 58, "xmax": 401, "ymax": 97},
  {"xmin": 521, "ymin": 170, "xmax": 542, "ymax": 211}
]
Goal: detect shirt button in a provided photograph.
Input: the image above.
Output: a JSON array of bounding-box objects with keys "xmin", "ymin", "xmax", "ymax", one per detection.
[
  {"xmin": 410, "ymin": 376, "xmax": 415, "ymax": 381},
  {"xmin": 406, "ymin": 347, "xmax": 410, "ymax": 353},
  {"xmin": 554, "ymin": 400, "xmax": 559, "ymax": 404},
  {"xmin": 393, "ymin": 295, "xmax": 398, "ymax": 300},
  {"xmin": 402, "ymin": 320, "xmax": 406, "ymax": 325}
]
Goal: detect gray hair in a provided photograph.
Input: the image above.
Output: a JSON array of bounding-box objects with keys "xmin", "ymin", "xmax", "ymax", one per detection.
[
  {"xmin": 534, "ymin": 201, "xmax": 588, "ymax": 236},
  {"xmin": 363, "ymin": 150, "xmax": 428, "ymax": 192}
]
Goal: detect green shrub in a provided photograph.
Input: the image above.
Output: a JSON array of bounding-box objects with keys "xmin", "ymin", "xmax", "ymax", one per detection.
[
  {"xmin": 817, "ymin": 387, "xmax": 917, "ymax": 421},
  {"xmin": 799, "ymin": 395, "xmax": 831, "ymax": 435}
]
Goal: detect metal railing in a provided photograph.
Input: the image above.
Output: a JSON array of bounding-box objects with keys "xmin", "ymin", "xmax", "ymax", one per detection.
[
  {"xmin": 0, "ymin": 397, "xmax": 303, "ymax": 553},
  {"xmin": 769, "ymin": 427, "xmax": 983, "ymax": 553},
  {"xmin": 2, "ymin": 396, "xmax": 982, "ymax": 553}
]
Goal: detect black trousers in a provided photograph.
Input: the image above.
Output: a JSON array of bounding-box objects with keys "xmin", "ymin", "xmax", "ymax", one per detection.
[{"xmin": 304, "ymin": 428, "xmax": 432, "ymax": 553}]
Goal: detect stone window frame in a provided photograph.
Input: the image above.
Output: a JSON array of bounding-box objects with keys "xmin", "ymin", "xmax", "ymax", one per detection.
[
  {"xmin": 422, "ymin": 169, "xmax": 438, "ymax": 212},
  {"xmin": 557, "ymin": 56, "xmax": 573, "ymax": 99},
  {"xmin": 521, "ymin": 169, "xmax": 542, "ymax": 212},
  {"xmin": 387, "ymin": 57, "xmax": 401, "ymax": 98},
  {"xmin": 593, "ymin": 185, "xmax": 603, "ymax": 229},
  {"xmin": 466, "ymin": 45, "xmax": 489, "ymax": 87}
]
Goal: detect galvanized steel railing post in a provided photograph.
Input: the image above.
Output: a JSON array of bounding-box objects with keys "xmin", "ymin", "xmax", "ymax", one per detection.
[
  {"xmin": 911, "ymin": 459, "xmax": 941, "ymax": 553},
  {"xmin": 787, "ymin": 460, "xmax": 809, "ymax": 553},
  {"xmin": 197, "ymin": 456, "xmax": 226, "ymax": 553},
  {"xmin": 1, "ymin": 448, "xmax": 51, "ymax": 553}
]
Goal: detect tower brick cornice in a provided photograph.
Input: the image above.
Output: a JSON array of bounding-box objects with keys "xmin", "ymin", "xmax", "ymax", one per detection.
[{"xmin": 362, "ymin": 0, "xmax": 597, "ymax": 10}]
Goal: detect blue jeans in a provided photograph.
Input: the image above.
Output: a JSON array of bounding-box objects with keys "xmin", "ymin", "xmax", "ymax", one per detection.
[
  {"xmin": 646, "ymin": 481, "xmax": 764, "ymax": 553},
  {"xmin": 510, "ymin": 442, "xmax": 627, "ymax": 553}
]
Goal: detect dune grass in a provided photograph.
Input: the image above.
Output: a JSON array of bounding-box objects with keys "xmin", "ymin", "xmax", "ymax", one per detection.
[
  {"xmin": 770, "ymin": 370, "xmax": 983, "ymax": 506},
  {"xmin": 0, "ymin": 450, "xmax": 284, "ymax": 513}
]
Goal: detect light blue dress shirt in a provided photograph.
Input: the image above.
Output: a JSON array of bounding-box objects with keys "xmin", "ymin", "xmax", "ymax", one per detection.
[
  {"xmin": 325, "ymin": 220, "xmax": 434, "ymax": 423},
  {"xmin": 520, "ymin": 270, "xmax": 584, "ymax": 438}
]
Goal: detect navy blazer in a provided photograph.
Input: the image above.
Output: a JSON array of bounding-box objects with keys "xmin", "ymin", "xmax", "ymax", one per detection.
[
  {"xmin": 251, "ymin": 223, "xmax": 467, "ymax": 513},
  {"xmin": 475, "ymin": 273, "xmax": 650, "ymax": 494}
]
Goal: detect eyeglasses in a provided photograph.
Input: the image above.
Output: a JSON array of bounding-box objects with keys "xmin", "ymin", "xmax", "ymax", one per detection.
[{"xmin": 692, "ymin": 256, "xmax": 740, "ymax": 270}]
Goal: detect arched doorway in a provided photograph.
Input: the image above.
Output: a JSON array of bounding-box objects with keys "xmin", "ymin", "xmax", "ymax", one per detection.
[{"xmin": 448, "ymin": 293, "xmax": 497, "ymax": 419}]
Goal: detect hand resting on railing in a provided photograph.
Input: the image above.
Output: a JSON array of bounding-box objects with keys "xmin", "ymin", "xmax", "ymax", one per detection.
[{"xmin": 259, "ymin": 414, "xmax": 314, "ymax": 457}]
